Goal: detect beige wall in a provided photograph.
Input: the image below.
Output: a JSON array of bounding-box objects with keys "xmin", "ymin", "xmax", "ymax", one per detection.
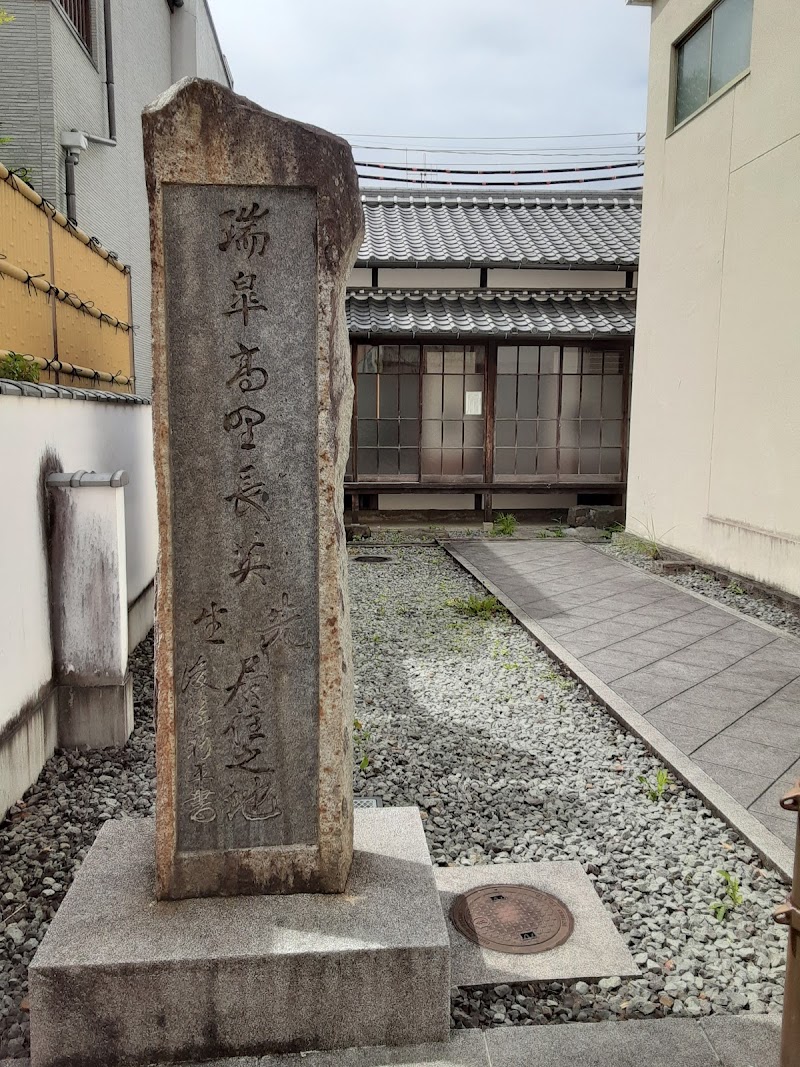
[{"xmin": 628, "ymin": 0, "xmax": 800, "ymax": 595}]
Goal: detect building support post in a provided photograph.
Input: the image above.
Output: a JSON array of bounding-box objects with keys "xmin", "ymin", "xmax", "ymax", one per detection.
[{"xmin": 775, "ymin": 781, "xmax": 800, "ymax": 1067}]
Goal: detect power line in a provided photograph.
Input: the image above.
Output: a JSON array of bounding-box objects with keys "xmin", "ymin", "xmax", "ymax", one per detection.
[
  {"xmin": 357, "ymin": 172, "xmax": 643, "ymax": 188},
  {"xmin": 347, "ymin": 130, "xmax": 644, "ymax": 141},
  {"xmin": 356, "ymin": 160, "xmax": 643, "ymax": 176}
]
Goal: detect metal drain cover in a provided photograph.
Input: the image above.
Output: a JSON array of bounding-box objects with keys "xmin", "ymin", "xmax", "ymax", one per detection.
[
  {"xmin": 353, "ymin": 555, "xmax": 390, "ymax": 563},
  {"xmin": 450, "ymin": 884, "xmax": 574, "ymax": 955}
]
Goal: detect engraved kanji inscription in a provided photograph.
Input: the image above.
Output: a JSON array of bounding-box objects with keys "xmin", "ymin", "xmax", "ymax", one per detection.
[
  {"xmin": 225, "ymin": 465, "xmax": 270, "ymax": 520},
  {"xmin": 223, "ymin": 653, "xmax": 266, "ymax": 707},
  {"xmin": 219, "ymin": 202, "xmax": 269, "ymax": 258},
  {"xmin": 223, "ymin": 405, "xmax": 265, "ymax": 450},
  {"xmin": 260, "ymin": 592, "xmax": 310, "ymax": 653},
  {"xmin": 224, "ymin": 706, "xmax": 273, "ymax": 773},
  {"xmin": 224, "ymin": 271, "xmax": 266, "ymax": 325},
  {"xmin": 230, "ymin": 540, "xmax": 270, "ymax": 585},
  {"xmin": 193, "ymin": 602, "xmax": 229, "ymax": 644},
  {"xmin": 227, "ymin": 342, "xmax": 268, "ymax": 393},
  {"xmin": 223, "ymin": 778, "xmax": 281, "ymax": 822}
]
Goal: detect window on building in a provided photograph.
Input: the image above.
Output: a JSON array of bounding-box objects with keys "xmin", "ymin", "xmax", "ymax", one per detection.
[
  {"xmin": 58, "ymin": 0, "xmax": 93, "ymax": 51},
  {"xmin": 674, "ymin": 0, "xmax": 753, "ymax": 126},
  {"xmin": 355, "ymin": 345, "xmax": 420, "ymax": 478},
  {"xmin": 494, "ymin": 345, "xmax": 626, "ymax": 481},
  {"xmin": 421, "ymin": 345, "xmax": 485, "ymax": 480}
]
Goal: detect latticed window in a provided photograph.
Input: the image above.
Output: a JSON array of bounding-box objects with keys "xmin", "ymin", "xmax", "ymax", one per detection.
[{"xmin": 58, "ymin": 0, "xmax": 92, "ymax": 51}]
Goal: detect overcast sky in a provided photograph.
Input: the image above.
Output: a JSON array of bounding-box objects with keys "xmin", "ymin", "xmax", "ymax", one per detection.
[{"xmin": 208, "ymin": 1, "xmax": 652, "ymax": 154}]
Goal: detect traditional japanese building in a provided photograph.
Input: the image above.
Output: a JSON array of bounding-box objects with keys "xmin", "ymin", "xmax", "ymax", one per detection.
[{"xmin": 344, "ymin": 189, "xmax": 641, "ymax": 520}]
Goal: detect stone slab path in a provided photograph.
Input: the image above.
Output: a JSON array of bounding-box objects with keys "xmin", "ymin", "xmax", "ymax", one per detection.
[
  {"xmin": 0, "ymin": 1015, "xmax": 781, "ymax": 1066},
  {"xmin": 446, "ymin": 540, "xmax": 800, "ymax": 851}
]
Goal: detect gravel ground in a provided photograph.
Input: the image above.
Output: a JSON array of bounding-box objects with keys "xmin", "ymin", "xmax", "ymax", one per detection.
[
  {"xmin": 601, "ymin": 537, "xmax": 800, "ymax": 638},
  {"xmin": 0, "ymin": 636, "xmax": 155, "ymax": 1059},
  {"xmin": 350, "ymin": 547, "xmax": 787, "ymax": 1029},
  {"xmin": 0, "ymin": 548, "xmax": 789, "ymax": 1057}
]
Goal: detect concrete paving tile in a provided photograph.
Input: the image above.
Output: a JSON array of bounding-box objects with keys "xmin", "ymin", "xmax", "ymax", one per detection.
[
  {"xmin": 750, "ymin": 811, "xmax": 797, "ymax": 849},
  {"xmin": 752, "ymin": 693, "xmax": 800, "ymax": 726},
  {"xmin": 700, "ymin": 1012, "xmax": 781, "ymax": 1066},
  {"xmin": 667, "ymin": 644, "xmax": 747, "ymax": 670},
  {"xmin": 648, "ymin": 696, "xmax": 751, "ymax": 732},
  {"xmin": 645, "ymin": 713, "xmax": 720, "ymax": 753},
  {"xmin": 713, "ymin": 659, "xmax": 799, "ymax": 692},
  {"xmin": 778, "ymin": 677, "xmax": 800, "ymax": 700},
  {"xmin": 725, "ymin": 710, "xmax": 800, "ymax": 750},
  {"xmin": 658, "ymin": 616, "xmax": 737, "ymax": 637},
  {"xmin": 258, "ymin": 1032, "xmax": 491, "ymax": 1066},
  {"xmin": 582, "ymin": 648, "xmax": 664, "ymax": 681},
  {"xmin": 692, "ymin": 733, "xmax": 797, "ymax": 779},
  {"xmin": 484, "ymin": 1017, "xmax": 720, "ymax": 1067},
  {"xmin": 614, "ymin": 676, "xmax": 695, "ymax": 712},
  {"xmin": 615, "ymin": 660, "xmax": 715, "ymax": 688},
  {"xmin": 692, "ymin": 759, "xmax": 778, "ymax": 806},
  {"xmin": 747, "ymin": 758, "xmax": 800, "ymax": 814},
  {"xmin": 673, "ymin": 682, "xmax": 766, "ymax": 713},
  {"xmin": 714, "ymin": 622, "xmax": 777, "ymax": 649},
  {"xmin": 753, "ymin": 637, "xmax": 800, "ymax": 669}
]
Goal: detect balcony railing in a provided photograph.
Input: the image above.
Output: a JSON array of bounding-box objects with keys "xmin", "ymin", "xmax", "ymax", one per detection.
[{"xmin": 58, "ymin": 0, "xmax": 92, "ymax": 51}]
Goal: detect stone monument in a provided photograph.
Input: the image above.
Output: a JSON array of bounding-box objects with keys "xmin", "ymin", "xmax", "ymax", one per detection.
[
  {"xmin": 146, "ymin": 78, "xmax": 358, "ymax": 900},
  {"xmin": 27, "ymin": 80, "xmax": 451, "ymax": 1067}
]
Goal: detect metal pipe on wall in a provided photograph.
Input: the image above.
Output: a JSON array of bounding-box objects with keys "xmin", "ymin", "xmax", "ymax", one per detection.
[
  {"xmin": 103, "ymin": 0, "xmax": 117, "ymax": 142},
  {"xmin": 64, "ymin": 153, "xmax": 78, "ymax": 225}
]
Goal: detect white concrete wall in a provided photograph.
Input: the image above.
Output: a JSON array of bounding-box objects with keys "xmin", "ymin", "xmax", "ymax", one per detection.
[
  {"xmin": 1, "ymin": 0, "xmax": 231, "ymax": 397},
  {"xmin": 346, "ymin": 267, "xmax": 634, "ymax": 290},
  {"xmin": 629, "ymin": 0, "xmax": 800, "ymax": 595},
  {"xmin": 487, "ymin": 268, "xmax": 629, "ymax": 290},
  {"xmin": 0, "ymin": 395, "xmax": 156, "ymax": 740}
]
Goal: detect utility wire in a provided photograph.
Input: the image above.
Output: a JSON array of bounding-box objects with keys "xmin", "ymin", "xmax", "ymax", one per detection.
[
  {"xmin": 357, "ymin": 172, "xmax": 643, "ymax": 188},
  {"xmin": 356, "ymin": 160, "xmax": 643, "ymax": 176}
]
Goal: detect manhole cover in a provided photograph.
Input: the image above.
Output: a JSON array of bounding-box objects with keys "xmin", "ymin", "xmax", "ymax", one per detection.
[
  {"xmin": 450, "ymin": 885, "xmax": 574, "ymax": 955},
  {"xmin": 353, "ymin": 555, "xmax": 390, "ymax": 563}
]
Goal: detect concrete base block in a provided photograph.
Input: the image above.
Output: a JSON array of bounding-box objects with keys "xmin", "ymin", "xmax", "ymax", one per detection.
[
  {"xmin": 436, "ymin": 861, "xmax": 638, "ymax": 987},
  {"xmin": 0, "ymin": 686, "xmax": 58, "ymax": 819},
  {"xmin": 29, "ymin": 809, "xmax": 450, "ymax": 1067},
  {"xmin": 56, "ymin": 673, "xmax": 133, "ymax": 749}
]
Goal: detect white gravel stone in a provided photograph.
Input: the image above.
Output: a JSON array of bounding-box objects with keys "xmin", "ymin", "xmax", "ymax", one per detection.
[{"xmin": 348, "ymin": 546, "xmax": 787, "ymax": 1031}]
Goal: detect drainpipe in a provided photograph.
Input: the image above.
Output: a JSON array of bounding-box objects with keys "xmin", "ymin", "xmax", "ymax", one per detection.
[
  {"xmin": 103, "ymin": 0, "xmax": 116, "ymax": 143},
  {"xmin": 775, "ymin": 780, "xmax": 800, "ymax": 1067},
  {"xmin": 64, "ymin": 153, "xmax": 77, "ymax": 225}
]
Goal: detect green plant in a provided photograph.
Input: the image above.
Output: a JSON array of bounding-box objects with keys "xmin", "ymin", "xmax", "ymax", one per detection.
[
  {"xmin": 491, "ymin": 512, "xmax": 518, "ymax": 537},
  {"xmin": 447, "ymin": 594, "xmax": 505, "ymax": 620},
  {"xmin": 727, "ymin": 580, "xmax": 745, "ymax": 595},
  {"xmin": 638, "ymin": 768, "xmax": 670, "ymax": 802},
  {"xmin": 0, "ymin": 351, "xmax": 39, "ymax": 383},
  {"xmin": 549, "ymin": 525, "xmax": 566, "ymax": 539},
  {"xmin": 353, "ymin": 718, "xmax": 370, "ymax": 772},
  {"xmin": 624, "ymin": 516, "xmax": 675, "ymax": 561},
  {"xmin": 710, "ymin": 869, "xmax": 743, "ymax": 921}
]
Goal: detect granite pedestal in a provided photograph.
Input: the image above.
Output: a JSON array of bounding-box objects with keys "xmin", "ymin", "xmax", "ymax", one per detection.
[{"xmin": 29, "ymin": 809, "xmax": 450, "ymax": 1067}]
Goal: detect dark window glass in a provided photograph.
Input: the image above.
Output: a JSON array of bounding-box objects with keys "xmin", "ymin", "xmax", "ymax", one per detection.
[{"xmin": 675, "ymin": 0, "xmax": 752, "ymax": 127}]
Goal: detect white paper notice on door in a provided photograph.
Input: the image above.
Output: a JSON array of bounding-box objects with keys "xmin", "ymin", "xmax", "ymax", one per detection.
[{"xmin": 465, "ymin": 391, "xmax": 483, "ymax": 416}]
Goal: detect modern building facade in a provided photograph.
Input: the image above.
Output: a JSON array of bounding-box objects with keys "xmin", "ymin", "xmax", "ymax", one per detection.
[
  {"xmin": 0, "ymin": 0, "xmax": 232, "ymax": 395},
  {"xmin": 345, "ymin": 190, "xmax": 641, "ymax": 519},
  {"xmin": 628, "ymin": 0, "xmax": 800, "ymax": 595}
]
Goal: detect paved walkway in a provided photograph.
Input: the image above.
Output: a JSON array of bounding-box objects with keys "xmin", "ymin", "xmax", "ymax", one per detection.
[
  {"xmin": 0, "ymin": 1015, "xmax": 782, "ymax": 1066},
  {"xmin": 447, "ymin": 539, "xmax": 800, "ymax": 851}
]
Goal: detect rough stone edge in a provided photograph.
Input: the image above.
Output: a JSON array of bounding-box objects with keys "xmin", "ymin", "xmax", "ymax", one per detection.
[
  {"xmin": 443, "ymin": 542, "xmax": 795, "ymax": 883},
  {"xmin": 0, "ymin": 380, "xmax": 150, "ymax": 403},
  {"xmin": 142, "ymin": 77, "xmax": 363, "ymax": 898}
]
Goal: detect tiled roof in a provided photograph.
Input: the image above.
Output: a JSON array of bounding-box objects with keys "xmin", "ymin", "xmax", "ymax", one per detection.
[
  {"xmin": 357, "ymin": 190, "xmax": 641, "ymax": 267},
  {"xmin": 346, "ymin": 289, "xmax": 636, "ymax": 339}
]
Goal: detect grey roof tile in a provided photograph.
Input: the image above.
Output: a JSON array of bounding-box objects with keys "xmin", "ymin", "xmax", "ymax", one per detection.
[
  {"xmin": 347, "ymin": 289, "xmax": 636, "ymax": 339},
  {"xmin": 357, "ymin": 191, "xmax": 641, "ymax": 266}
]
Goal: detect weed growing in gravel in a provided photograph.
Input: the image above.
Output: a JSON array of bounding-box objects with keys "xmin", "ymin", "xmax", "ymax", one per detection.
[
  {"xmin": 491, "ymin": 512, "xmax": 518, "ymax": 536},
  {"xmin": 447, "ymin": 594, "xmax": 506, "ymax": 620},
  {"xmin": 711, "ymin": 869, "xmax": 744, "ymax": 921},
  {"xmin": 728, "ymin": 580, "xmax": 745, "ymax": 595},
  {"xmin": 638, "ymin": 767, "xmax": 670, "ymax": 802},
  {"xmin": 353, "ymin": 718, "xmax": 371, "ymax": 771}
]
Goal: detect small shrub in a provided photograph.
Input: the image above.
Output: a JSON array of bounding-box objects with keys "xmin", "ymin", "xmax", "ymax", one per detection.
[
  {"xmin": 638, "ymin": 768, "xmax": 670, "ymax": 802},
  {"xmin": 353, "ymin": 718, "xmax": 370, "ymax": 772},
  {"xmin": 447, "ymin": 594, "xmax": 505, "ymax": 620},
  {"xmin": 711, "ymin": 869, "xmax": 743, "ymax": 921},
  {"xmin": 0, "ymin": 351, "xmax": 39, "ymax": 383},
  {"xmin": 492, "ymin": 512, "xmax": 518, "ymax": 537}
]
